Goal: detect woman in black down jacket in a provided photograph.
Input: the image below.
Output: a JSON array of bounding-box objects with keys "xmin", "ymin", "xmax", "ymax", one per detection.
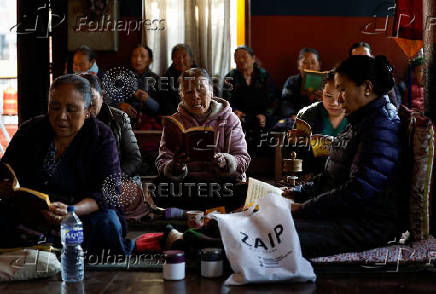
[{"xmin": 288, "ymin": 55, "xmax": 406, "ymax": 258}]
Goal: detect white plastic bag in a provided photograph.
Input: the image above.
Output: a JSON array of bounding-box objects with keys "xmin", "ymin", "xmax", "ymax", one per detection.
[{"xmin": 213, "ymin": 193, "xmax": 316, "ymax": 285}]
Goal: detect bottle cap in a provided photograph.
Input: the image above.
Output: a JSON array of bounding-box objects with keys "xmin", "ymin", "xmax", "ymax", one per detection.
[
  {"xmin": 163, "ymin": 250, "xmax": 185, "ymax": 264},
  {"xmin": 67, "ymin": 206, "xmax": 75, "ymax": 212},
  {"xmin": 200, "ymin": 248, "xmax": 223, "ymax": 262}
]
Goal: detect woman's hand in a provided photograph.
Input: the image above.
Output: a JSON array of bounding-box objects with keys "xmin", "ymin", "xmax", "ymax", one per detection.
[
  {"xmin": 134, "ymin": 89, "xmax": 149, "ymax": 102},
  {"xmin": 49, "ymin": 201, "xmax": 68, "ymax": 216},
  {"xmin": 282, "ymin": 187, "xmax": 295, "ymax": 200},
  {"xmin": 256, "ymin": 114, "xmax": 266, "ymax": 128},
  {"xmin": 213, "ymin": 153, "xmax": 228, "ymax": 170},
  {"xmin": 171, "ymin": 152, "xmax": 188, "ymax": 175},
  {"xmin": 42, "ymin": 201, "xmax": 68, "ymax": 226},
  {"xmin": 291, "ymin": 203, "xmax": 303, "ymax": 215},
  {"xmin": 119, "ymin": 102, "xmax": 138, "ymax": 119}
]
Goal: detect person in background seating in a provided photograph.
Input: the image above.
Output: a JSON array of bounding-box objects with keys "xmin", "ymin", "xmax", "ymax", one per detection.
[
  {"xmin": 403, "ymin": 55, "xmax": 424, "ymax": 112},
  {"xmin": 119, "ymin": 45, "xmax": 162, "ymax": 130},
  {"xmin": 80, "ymin": 73, "xmax": 148, "ymax": 221},
  {"xmin": 349, "ymin": 41, "xmax": 373, "ymax": 57},
  {"xmin": 72, "ymin": 45, "xmax": 103, "ymax": 79},
  {"xmin": 280, "ymin": 48, "xmax": 322, "ymax": 118},
  {"xmin": 79, "ymin": 73, "xmax": 142, "ymax": 178},
  {"xmin": 160, "ymin": 44, "xmax": 196, "ymax": 116},
  {"xmin": 223, "ymin": 46, "xmax": 277, "ymax": 154}
]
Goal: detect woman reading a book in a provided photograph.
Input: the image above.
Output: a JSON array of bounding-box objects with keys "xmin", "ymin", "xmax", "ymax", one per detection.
[
  {"xmin": 286, "ymin": 55, "xmax": 405, "ymax": 258},
  {"xmin": 154, "ymin": 68, "xmax": 251, "ymax": 211},
  {"xmin": 0, "ymin": 74, "xmax": 134, "ymax": 254},
  {"xmin": 280, "ymin": 48, "xmax": 322, "ymax": 118},
  {"xmin": 292, "ymin": 70, "xmax": 348, "ymax": 174}
]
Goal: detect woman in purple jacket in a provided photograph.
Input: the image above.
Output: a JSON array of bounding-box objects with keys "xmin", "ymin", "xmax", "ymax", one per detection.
[
  {"xmin": 154, "ymin": 68, "xmax": 251, "ymax": 211},
  {"xmin": 0, "ymin": 75, "xmax": 134, "ymax": 254}
]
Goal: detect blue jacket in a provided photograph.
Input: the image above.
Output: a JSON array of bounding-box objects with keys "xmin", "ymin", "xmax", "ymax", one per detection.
[{"xmin": 297, "ymin": 96, "xmax": 404, "ymax": 222}]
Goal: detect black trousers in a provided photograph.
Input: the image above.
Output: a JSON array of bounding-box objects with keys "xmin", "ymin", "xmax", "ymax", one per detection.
[
  {"xmin": 180, "ymin": 215, "xmax": 400, "ymax": 260},
  {"xmin": 294, "ymin": 216, "xmax": 399, "ymax": 259}
]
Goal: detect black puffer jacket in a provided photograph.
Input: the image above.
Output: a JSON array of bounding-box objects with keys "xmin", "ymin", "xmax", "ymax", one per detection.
[
  {"xmin": 97, "ymin": 103, "xmax": 142, "ymax": 176},
  {"xmin": 297, "ymin": 96, "xmax": 404, "ymax": 222}
]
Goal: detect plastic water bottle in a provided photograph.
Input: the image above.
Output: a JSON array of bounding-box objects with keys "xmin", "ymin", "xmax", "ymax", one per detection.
[{"xmin": 61, "ymin": 206, "xmax": 84, "ymax": 282}]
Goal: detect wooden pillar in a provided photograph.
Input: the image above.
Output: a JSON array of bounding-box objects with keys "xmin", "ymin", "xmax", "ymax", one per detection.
[
  {"xmin": 424, "ymin": 0, "xmax": 436, "ymax": 123},
  {"xmin": 16, "ymin": 0, "xmax": 50, "ymax": 124},
  {"xmin": 423, "ymin": 0, "xmax": 436, "ymax": 237}
]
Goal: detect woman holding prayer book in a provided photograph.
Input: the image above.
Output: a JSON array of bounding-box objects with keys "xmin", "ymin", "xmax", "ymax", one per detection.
[
  {"xmin": 292, "ymin": 70, "xmax": 348, "ymax": 174},
  {"xmin": 0, "ymin": 74, "xmax": 134, "ymax": 254},
  {"xmin": 286, "ymin": 55, "xmax": 405, "ymax": 258},
  {"xmin": 154, "ymin": 68, "xmax": 251, "ymax": 211},
  {"xmin": 279, "ymin": 48, "xmax": 323, "ymax": 118}
]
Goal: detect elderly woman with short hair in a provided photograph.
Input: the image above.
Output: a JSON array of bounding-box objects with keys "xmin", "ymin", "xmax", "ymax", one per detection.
[
  {"xmin": 160, "ymin": 44, "xmax": 196, "ymax": 116},
  {"xmin": 0, "ymin": 74, "xmax": 134, "ymax": 254},
  {"xmin": 155, "ymin": 68, "xmax": 250, "ymax": 210}
]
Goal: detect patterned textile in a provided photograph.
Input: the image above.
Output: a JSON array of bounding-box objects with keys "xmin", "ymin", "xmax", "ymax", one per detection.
[
  {"xmin": 399, "ymin": 105, "xmax": 435, "ymax": 240},
  {"xmin": 311, "ymin": 235, "xmax": 436, "ymax": 265}
]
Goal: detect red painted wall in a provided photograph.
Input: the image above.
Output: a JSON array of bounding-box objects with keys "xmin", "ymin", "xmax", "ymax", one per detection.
[{"xmin": 251, "ymin": 16, "xmax": 410, "ymax": 90}]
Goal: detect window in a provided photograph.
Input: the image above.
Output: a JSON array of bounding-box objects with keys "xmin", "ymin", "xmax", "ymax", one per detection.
[{"xmin": 143, "ymin": 0, "xmax": 244, "ymax": 79}]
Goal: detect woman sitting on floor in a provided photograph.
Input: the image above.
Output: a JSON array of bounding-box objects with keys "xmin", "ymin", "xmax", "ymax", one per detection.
[
  {"xmin": 293, "ymin": 70, "xmax": 348, "ymax": 174},
  {"xmin": 288, "ymin": 55, "xmax": 406, "ymax": 258},
  {"xmin": 79, "ymin": 73, "xmax": 147, "ymax": 220},
  {"xmin": 297, "ymin": 70, "xmax": 347, "ymax": 136},
  {"xmin": 154, "ymin": 68, "xmax": 251, "ymax": 211},
  {"xmin": 0, "ymin": 74, "xmax": 134, "ymax": 255}
]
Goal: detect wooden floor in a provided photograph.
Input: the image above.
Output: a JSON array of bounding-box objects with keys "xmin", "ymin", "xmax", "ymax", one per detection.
[{"xmin": 1, "ymin": 271, "xmax": 436, "ymax": 293}]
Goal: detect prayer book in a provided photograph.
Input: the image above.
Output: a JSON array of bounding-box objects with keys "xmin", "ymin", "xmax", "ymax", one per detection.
[
  {"xmin": 302, "ymin": 70, "xmax": 329, "ymax": 92},
  {"xmin": 1, "ymin": 163, "xmax": 50, "ymax": 211},
  {"xmin": 162, "ymin": 116, "xmax": 215, "ymax": 161},
  {"xmin": 288, "ymin": 118, "xmax": 333, "ymax": 157}
]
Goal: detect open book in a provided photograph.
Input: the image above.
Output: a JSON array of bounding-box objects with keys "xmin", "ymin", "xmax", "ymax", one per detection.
[
  {"xmin": 302, "ymin": 69, "xmax": 329, "ymax": 92},
  {"xmin": 243, "ymin": 177, "xmax": 284, "ymax": 209},
  {"xmin": 288, "ymin": 118, "xmax": 333, "ymax": 157},
  {"xmin": 162, "ymin": 116, "xmax": 215, "ymax": 161},
  {"xmin": 2, "ymin": 163, "xmax": 50, "ymax": 210}
]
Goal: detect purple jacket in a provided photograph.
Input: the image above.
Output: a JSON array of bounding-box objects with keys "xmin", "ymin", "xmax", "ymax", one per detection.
[{"xmin": 156, "ymin": 97, "xmax": 250, "ymax": 182}]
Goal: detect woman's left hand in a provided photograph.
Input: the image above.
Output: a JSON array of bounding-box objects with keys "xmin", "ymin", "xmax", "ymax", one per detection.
[
  {"xmin": 214, "ymin": 153, "xmax": 228, "ymax": 170},
  {"xmin": 134, "ymin": 89, "xmax": 149, "ymax": 102}
]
